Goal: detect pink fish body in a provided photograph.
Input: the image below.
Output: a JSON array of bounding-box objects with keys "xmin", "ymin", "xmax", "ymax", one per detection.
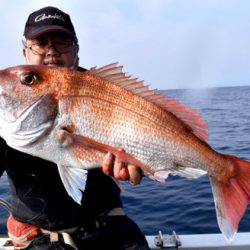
[{"xmin": 0, "ymin": 63, "xmax": 249, "ymax": 241}]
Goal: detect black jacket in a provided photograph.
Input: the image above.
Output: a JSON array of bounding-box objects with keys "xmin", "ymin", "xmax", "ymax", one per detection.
[{"xmin": 0, "ymin": 66, "xmax": 122, "ymax": 231}]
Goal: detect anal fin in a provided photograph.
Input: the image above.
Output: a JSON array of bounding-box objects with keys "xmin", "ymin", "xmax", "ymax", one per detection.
[{"xmin": 172, "ymin": 167, "xmax": 207, "ymax": 179}]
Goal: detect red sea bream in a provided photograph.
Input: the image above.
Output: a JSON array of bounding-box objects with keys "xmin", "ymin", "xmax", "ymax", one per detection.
[{"xmin": 0, "ymin": 63, "xmax": 249, "ymax": 241}]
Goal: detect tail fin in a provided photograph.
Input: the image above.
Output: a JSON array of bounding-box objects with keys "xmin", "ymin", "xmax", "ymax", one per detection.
[{"xmin": 210, "ymin": 155, "xmax": 250, "ymax": 241}]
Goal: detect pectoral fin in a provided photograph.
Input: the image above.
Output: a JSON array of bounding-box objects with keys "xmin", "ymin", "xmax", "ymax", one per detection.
[
  {"xmin": 58, "ymin": 165, "xmax": 87, "ymax": 204},
  {"xmin": 56, "ymin": 126, "xmax": 105, "ymax": 169}
]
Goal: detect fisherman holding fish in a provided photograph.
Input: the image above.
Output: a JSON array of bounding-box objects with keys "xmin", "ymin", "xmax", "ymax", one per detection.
[
  {"xmin": 0, "ymin": 4, "xmax": 249, "ymax": 250},
  {"xmin": 0, "ymin": 6, "xmax": 149, "ymax": 250}
]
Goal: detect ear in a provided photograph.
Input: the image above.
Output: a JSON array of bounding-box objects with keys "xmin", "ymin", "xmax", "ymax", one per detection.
[
  {"xmin": 75, "ymin": 44, "xmax": 79, "ymax": 53},
  {"xmin": 76, "ymin": 56, "xmax": 79, "ymax": 67},
  {"xmin": 23, "ymin": 48, "xmax": 26, "ymax": 57},
  {"xmin": 74, "ymin": 45, "xmax": 80, "ymax": 67}
]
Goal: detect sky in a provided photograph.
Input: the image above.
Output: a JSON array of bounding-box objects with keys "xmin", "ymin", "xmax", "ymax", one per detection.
[{"xmin": 1, "ymin": 0, "xmax": 250, "ymax": 89}]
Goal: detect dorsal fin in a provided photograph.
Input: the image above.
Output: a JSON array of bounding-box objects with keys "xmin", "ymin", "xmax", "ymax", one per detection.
[{"xmin": 88, "ymin": 62, "xmax": 208, "ymax": 142}]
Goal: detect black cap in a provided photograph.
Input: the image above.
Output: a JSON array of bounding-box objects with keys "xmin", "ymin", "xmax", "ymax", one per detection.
[{"xmin": 24, "ymin": 6, "xmax": 77, "ymax": 40}]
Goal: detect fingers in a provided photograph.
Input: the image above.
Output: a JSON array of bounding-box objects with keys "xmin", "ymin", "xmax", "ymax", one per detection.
[
  {"xmin": 102, "ymin": 152, "xmax": 114, "ymax": 176},
  {"xmin": 117, "ymin": 164, "xmax": 142, "ymax": 185},
  {"xmin": 119, "ymin": 167, "xmax": 129, "ymax": 181},
  {"xmin": 113, "ymin": 157, "xmax": 124, "ymax": 179},
  {"xmin": 127, "ymin": 164, "xmax": 142, "ymax": 185},
  {"xmin": 101, "ymin": 151, "xmax": 143, "ymax": 185}
]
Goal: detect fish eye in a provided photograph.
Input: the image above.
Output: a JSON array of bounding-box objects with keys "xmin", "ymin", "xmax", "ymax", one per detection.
[{"xmin": 20, "ymin": 72, "xmax": 39, "ymax": 86}]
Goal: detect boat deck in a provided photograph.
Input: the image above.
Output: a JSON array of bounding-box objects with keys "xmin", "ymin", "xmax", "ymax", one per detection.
[
  {"xmin": 1, "ymin": 232, "xmax": 250, "ymax": 249},
  {"xmin": 146, "ymin": 232, "xmax": 250, "ymax": 249}
]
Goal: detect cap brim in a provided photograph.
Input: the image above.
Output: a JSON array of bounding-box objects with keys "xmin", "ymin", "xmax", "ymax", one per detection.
[{"xmin": 25, "ymin": 25, "xmax": 74, "ymax": 39}]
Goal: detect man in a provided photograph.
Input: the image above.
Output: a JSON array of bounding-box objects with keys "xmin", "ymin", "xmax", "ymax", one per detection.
[{"xmin": 0, "ymin": 6, "xmax": 149, "ymax": 250}]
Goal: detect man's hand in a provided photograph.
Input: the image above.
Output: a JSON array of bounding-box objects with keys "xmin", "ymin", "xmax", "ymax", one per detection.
[{"xmin": 102, "ymin": 151, "xmax": 143, "ymax": 185}]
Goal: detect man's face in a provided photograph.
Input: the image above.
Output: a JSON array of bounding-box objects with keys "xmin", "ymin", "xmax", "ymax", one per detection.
[{"xmin": 23, "ymin": 32, "xmax": 79, "ymax": 69}]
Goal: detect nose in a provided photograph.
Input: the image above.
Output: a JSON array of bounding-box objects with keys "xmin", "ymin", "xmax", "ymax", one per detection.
[{"xmin": 45, "ymin": 45, "xmax": 60, "ymax": 57}]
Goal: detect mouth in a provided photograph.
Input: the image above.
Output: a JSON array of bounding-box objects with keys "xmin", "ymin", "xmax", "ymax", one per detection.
[
  {"xmin": 45, "ymin": 63, "xmax": 64, "ymax": 67},
  {"xmin": 43, "ymin": 57, "xmax": 64, "ymax": 67}
]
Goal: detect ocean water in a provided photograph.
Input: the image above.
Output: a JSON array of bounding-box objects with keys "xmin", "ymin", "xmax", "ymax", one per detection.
[{"xmin": 0, "ymin": 86, "xmax": 250, "ymax": 236}]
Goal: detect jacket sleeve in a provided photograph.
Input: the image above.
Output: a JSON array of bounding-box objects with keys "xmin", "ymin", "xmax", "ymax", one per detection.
[{"xmin": 0, "ymin": 137, "xmax": 7, "ymax": 177}]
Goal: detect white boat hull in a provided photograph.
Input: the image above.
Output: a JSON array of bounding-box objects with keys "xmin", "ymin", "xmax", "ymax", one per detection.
[
  {"xmin": 146, "ymin": 232, "xmax": 250, "ymax": 249},
  {"xmin": 1, "ymin": 232, "xmax": 250, "ymax": 249}
]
